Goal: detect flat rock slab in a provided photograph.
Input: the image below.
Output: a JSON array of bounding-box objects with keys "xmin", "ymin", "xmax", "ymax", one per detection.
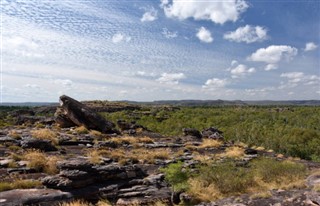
[{"xmin": 0, "ymin": 189, "xmax": 72, "ymax": 206}]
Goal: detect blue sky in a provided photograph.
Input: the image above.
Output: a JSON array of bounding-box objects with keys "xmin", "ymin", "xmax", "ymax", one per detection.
[{"xmin": 1, "ymin": 0, "xmax": 319, "ymax": 102}]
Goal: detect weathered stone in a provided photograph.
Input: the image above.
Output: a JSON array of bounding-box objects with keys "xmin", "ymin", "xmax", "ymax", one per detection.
[
  {"xmin": 54, "ymin": 107, "xmax": 76, "ymax": 128},
  {"xmin": 0, "ymin": 189, "xmax": 72, "ymax": 206},
  {"xmin": 182, "ymin": 128, "xmax": 202, "ymax": 139},
  {"xmin": 56, "ymin": 95, "xmax": 116, "ymax": 133},
  {"xmin": 57, "ymin": 159, "xmax": 93, "ymax": 172},
  {"xmin": 201, "ymin": 127, "xmax": 224, "ymax": 140},
  {"xmin": 21, "ymin": 138, "xmax": 57, "ymax": 152}
]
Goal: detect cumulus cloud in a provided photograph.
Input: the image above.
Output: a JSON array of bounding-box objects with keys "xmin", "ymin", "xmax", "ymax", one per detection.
[
  {"xmin": 162, "ymin": 0, "xmax": 249, "ymax": 24},
  {"xmin": 54, "ymin": 79, "xmax": 73, "ymax": 87},
  {"xmin": 280, "ymin": 72, "xmax": 304, "ymax": 83},
  {"xmin": 196, "ymin": 27, "xmax": 213, "ymax": 43},
  {"xmin": 280, "ymin": 72, "xmax": 319, "ymax": 88},
  {"xmin": 224, "ymin": 25, "xmax": 268, "ymax": 43},
  {"xmin": 230, "ymin": 64, "xmax": 255, "ymax": 78},
  {"xmin": 162, "ymin": 28, "xmax": 178, "ymax": 39},
  {"xmin": 304, "ymin": 42, "xmax": 318, "ymax": 51},
  {"xmin": 141, "ymin": 7, "xmax": 158, "ymax": 22},
  {"xmin": 202, "ymin": 78, "xmax": 228, "ymax": 89},
  {"xmin": 157, "ymin": 72, "xmax": 186, "ymax": 84},
  {"xmin": 264, "ymin": 64, "xmax": 278, "ymax": 71},
  {"xmin": 111, "ymin": 33, "xmax": 131, "ymax": 43},
  {"xmin": 248, "ymin": 45, "xmax": 298, "ymax": 64}
]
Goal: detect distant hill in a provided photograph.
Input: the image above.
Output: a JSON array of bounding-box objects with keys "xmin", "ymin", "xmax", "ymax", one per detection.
[
  {"xmin": 124, "ymin": 100, "xmax": 320, "ymax": 106},
  {"xmin": 1, "ymin": 100, "xmax": 320, "ymax": 107},
  {"xmin": 0, "ymin": 102, "xmax": 58, "ymax": 107}
]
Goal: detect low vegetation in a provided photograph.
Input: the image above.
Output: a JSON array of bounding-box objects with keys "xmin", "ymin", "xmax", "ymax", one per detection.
[
  {"xmin": 161, "ymin": 157, "xmax": 307, "ymax": 202},
  {"xmin": 101, "ymin": 106, "xmax": 320, "ymax": 161},
  {"xmin": 0, "ymin": 179, "xmax": 42, "ymax": 192},
  {"xmin": 23, "ymin": 149, "xmax": 60, "ymax": 174},
  {"xmin": 31, "ymin": 128, "xmax": 59, "ymax": 145}
]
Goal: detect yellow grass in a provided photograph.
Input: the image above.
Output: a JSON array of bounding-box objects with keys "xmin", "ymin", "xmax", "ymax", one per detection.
[
  {"xmin": 93, "ymin": 147, "xmax": 171, "ymax": 164},
  {"xmin": 187, "ymin": 178, "xmax": 222, "ymax": 202},
  {"xmin": 198, "ymin": 139, "xmax": 222, "ymax": 149},
  {"xmin": 8, "ymin": 130, "xmax": 21, "ymax": 139},
  {"xmin": 75, "ymin": 126, "xmax": 89, "ymax": 134},
  {"xmin": 250, "ymin": 191, "xmax": 272, "ymax": 199},
  {"xmin": 59, "ymin": 200, "xmax": 92, "ymax": 206},
  {"xmin": 86, "ymin": 150, "xmax": 102, "ymax": 164},
  {"xmin": 223, "ymin": 146, "xmax": 245, "ymax": 158},
  {"xmin": 31, "ymin": 129, "xmax": 58, "ymax": 145},
  {"xmin": 23, "ymin": 150, "xmax": 60, "ymax": 174}
]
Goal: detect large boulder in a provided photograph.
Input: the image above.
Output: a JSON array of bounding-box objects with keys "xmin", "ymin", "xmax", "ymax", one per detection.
[{"xmin": 55, "ymin": 95, "xmax": 115, "ymax": 133}]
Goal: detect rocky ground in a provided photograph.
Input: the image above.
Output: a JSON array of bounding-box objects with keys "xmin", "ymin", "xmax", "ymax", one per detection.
[{"xmin": 0, "ymin": 95, "xmax": 319, "ymax": 206}]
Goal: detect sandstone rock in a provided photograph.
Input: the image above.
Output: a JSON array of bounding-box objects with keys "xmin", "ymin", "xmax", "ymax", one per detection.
[
  {"xmin": 182, "ymin": 128, "xmax": 202, "ymax": 139},
  {"xmin": 56, "ymin": 95, "xmax": 116, "ymax": 133},
  {"xmin": 0, "ymin": 189, "xmax": 72, "ymax": 206},
  {"xmin": 21, "ymin": 138, "xmax": 57, "ymax": 151},
  {"xmin": 57, "ymin": 159, "xmax": 93, "ymax": 172},
  {"xmin": 201, "ymin": 127, "xmax": 224, "ymax": 140}
]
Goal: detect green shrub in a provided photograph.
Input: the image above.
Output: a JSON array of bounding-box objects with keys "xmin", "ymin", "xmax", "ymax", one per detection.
[
  {"xmin": 160, "ymin": 161, "xmax": 189, "ymax": 192},
  {"xmin": 251, "ymin": 158, "xmax": 306, "ymax": 184}
]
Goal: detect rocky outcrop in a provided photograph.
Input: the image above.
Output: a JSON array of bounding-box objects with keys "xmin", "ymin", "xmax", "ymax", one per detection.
[
  {"xmin": 201, "ymin": 127, "xmax": 224, "ymax": 140},
  {"xmin": 21, "ymin": 138, "xmax": 57, "ymax": 152},
  {"xmin": 117, "ymin": 120, "xmax": 148, "ymax": 134},
  {"xmin": 182, "ymin": 128, "xmax": 202, "ymax": 139},
  {"xmin": 55, "ymin": 95, "xmax": 116, "ymax": 133},
  {"xmin": 40, "ymin": 158, "xmax": 171, "ymax": 204}
]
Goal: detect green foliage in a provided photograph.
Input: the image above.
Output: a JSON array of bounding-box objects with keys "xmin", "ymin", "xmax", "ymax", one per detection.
[
  {"xmin": 251, "ymin": 158, "xmax": 306, "ymax": 183},
  {"xmin": 198, "ymin": 161, "xmax": 255, "ymax": 195},
  {"xmin": 162, "ymin": 158, "xmax": 307, "ymax": 201},
  {"xmin": 101, "ymin": 106, "xmax": 320, "ymax": 160},
  {"xmin": 160, "ymin": 161, "xmax": 189, "ymax": 192}
]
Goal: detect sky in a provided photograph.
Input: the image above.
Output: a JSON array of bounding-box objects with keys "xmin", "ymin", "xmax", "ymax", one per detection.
[{"xmin": 1, "ymin": 0, "xmax": 319, "ymax": 102}]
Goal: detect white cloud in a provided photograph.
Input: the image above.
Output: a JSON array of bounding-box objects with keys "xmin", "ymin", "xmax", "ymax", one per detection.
[
  {"xmin": 202, "ymin": 78, "xmax": 228, "ymax": 89},
  {"xmin": 111, "ymin": 33, "xmax": 131, "ymax": 43},
  {"xmin": 196, "ymin": 27, "xmax": 213, "ymax": 43},
  {"xmin": 163, "ymin": 0, "xmax": 249, "ymax": 24},
  {"xmin": 24, "ymin": 84, "xmax": 40, "ymax": 89},
  {"xmin": 157, "ymin": 72, "xmax": 186, "ymax": 84},
  {"xmin": 280, "ymin": 72, "xmax": 304, "ymax": 83},
  {"xmin": 224, "ymin": 25, "xmax": 268, "ymax": 43},
  {"xmin": 248, "ymin": 45, "xmax": 298, "ymax": 64},
  {"xmin": 264, "ymin": 64, "xmax": 278, "ymax": 71},
  {"xmin": 230, "ymin": 64, "xmax": 255, "ymax": 78},
  {"xmin": 304, "ymin": 42, "xmax": 318, "ymax": 51},
  {"xmin": 135, "ymin": 71, "xmax": 157, "ymax": 77},
  {"xmin": 231, "ymin": 60, "xmax": 238, "ymax": 66},
  {"xmin": 162, "ymin": 28, "xmax": 178, "ymax": 39},
  {"xmin": 54, "ymin": 79, "xmax": 74, "ymax": 87},
  {"xmin": 141, "ymin": 8, "xmax": 158, "ymax": 22}
]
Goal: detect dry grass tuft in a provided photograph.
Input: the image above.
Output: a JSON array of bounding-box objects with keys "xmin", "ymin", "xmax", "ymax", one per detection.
[
  {"xmin": 89, "ymin": 130, "xmax": 103, "ymax": 138},
  {"xmin": 199, "ymin": 139, "xmax": 222, "ymax": 149},
  {"xmin": 75, "ymin": 126, "xmax": 89, "ymax": 134},
  {"xmin": 23, "ymin": 150, "xmax": 60, "ymax": 174},
  {"xmin": 224, "ymin": 146, "xmax": 245, "ymax": 158},
  {"xmin": 31, "ymin": 128, "xmax": 58, "ymax": 145},
  {"xmin": 59, "ymin": 200, "xmax": 92, "ymax": 206},
  {"xmin": 8, "ymin": 130, "xmax": 21, "ymax": 139},
  {"xmin": 188, "ymin": 178, "xmax": 221, "ymax": 201},
  {"xmin": 93, "ymin": 147, "xmax": 171, "ymax": 164},
  {"xmin": 0, "ymin": 179, "xmax": 42, "ymax": 192},
  {"xmin": 86, "ymin": 150, "xmax": 102, "ymax": 164}
]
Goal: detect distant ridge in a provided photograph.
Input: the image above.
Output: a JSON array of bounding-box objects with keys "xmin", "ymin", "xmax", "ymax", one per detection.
[
  {"xmin": 1, "ymin": 100, "xmax": 320, "ymax": 107},
  {"xmin": 0, "ymin": 102, "xmax": 58, "ymax": 107},
  {"xmin": 122, "ymin": 100, "xmax": 320, "ymax": 106}
]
